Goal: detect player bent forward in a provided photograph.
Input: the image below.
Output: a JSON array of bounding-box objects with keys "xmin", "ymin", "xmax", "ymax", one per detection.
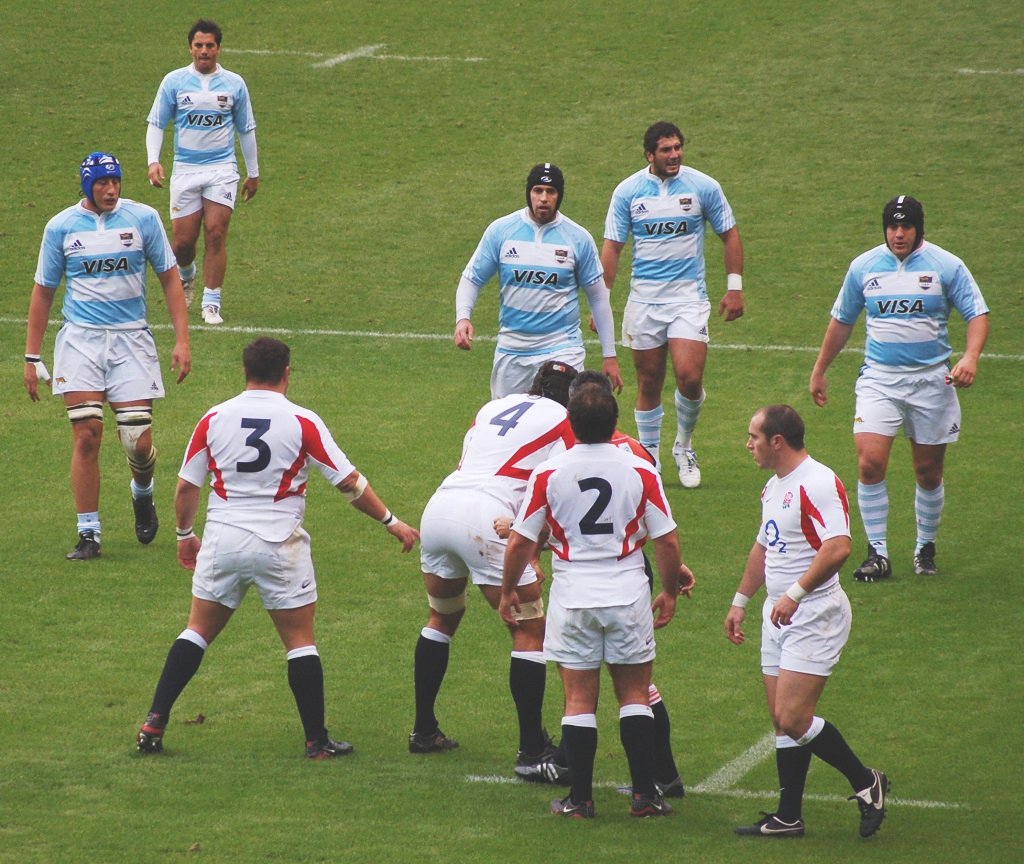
[
  {"xmin": 410, "ymin": 362, "xmax": 577, "ymax": 772},
  {"xmin": 137, "ymin": 338, "xmax": 418, "ymax": 758},
  {"xmin": 725, "ymin": 405, "xmax": 888, "ymax": 838},
  {"xmin": 501, "ymin": 382, "xmax": 685, "ymax": 819}
]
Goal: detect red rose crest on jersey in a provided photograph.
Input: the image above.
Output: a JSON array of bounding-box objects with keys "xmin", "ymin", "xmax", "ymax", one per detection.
[{"xmin": 782, "ymin": 491, "xmax": 793, "ymax": 510}]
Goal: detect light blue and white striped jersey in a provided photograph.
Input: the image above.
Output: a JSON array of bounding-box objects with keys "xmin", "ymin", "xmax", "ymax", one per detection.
[
  {"xmin": 604, "ymin": 165, "xmax": 735, "ymax": 304},
  {"xmin": 831, "ymin": 241, "xmax": 989, "ymax": 370},
  {"xmin": 35, "ymin": 199, "xmax": 176, "ymax": 330},
  {"xmin": 463, "ymin": 209, "xmax": 604, "ymax": 356},
  {"xmin": 147, "ymin": 64, "xmax": 256, "ymax": 169}
]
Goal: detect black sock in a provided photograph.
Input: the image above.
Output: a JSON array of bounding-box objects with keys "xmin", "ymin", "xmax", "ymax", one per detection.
[
  {"xmin": 149, "ymin": 638, "xmax": 205, "ymax": 723},
  {"xmin": 806, "ymin": 720, "xmax": 873, "ymax": 791},
  {"xmin": 287, "ymin": 653, "xmax": 326, "ymax": 742},
  {"xmin": 776, "ymin": 745, "xmax": 813, "ymax": 821},
  {"xmin": 650, "ymin": 696, "xmax": 680, "ymax": 784},
  {"xmin": 620, "ymin": 713, "xmax": 656, "ymax": 797},
  {"xmin": 509, "ymin": 656, "xmax": 546, "ymax": 754},
  {"xmin": 413, "ymin": 634, "xmax": 450, "ymax": 735},
  {"xmin": 561, "ymin": 723, "xmax": 597, "ymax": 803}
]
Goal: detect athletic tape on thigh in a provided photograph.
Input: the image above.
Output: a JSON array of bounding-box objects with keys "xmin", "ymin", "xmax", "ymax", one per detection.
[
  {"xmin": 66, "ymin": 401, "xmax": 104, "ymax": 424},
  {"xmin": 428, "ymin": 590, "xmax": 466, "ymax": 614},
  {"xmin": 514, "ymin": 596, "xmax": 544, "ymax": 621}
]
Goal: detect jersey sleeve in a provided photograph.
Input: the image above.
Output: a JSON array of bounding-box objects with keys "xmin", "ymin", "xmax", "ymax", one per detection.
[
  {"xmin": 139, "ymin": 207, "xmax": 177, "ymax": 273},
  {"xmin": 462, "ymin": 219, "xmax": 504, "ymax": 286},
  {"xmin": 232, "ymin": 79, "xmax": 257, "ymax": 133},
  {"xmin": 638, "ymin": 466, "xmax": 677, "ymax": 539},
  {"xmin": 945, "ymin": 258, "xmax": 989, "ymax": 321},
  {"xmin": 801, "ymin": 470, "xmax": 851, "ymax": 546},
  {"xmin": 297, "ymin": 412, "xmax": 356, "ymax": 486},
  {"xmin": 34, "ymin": 216, "xmax": 68, "ymax": 288},
  {"xmin": 147, "ymin": 74, "xmax": 177, "ymax": 128},
  {"xmin": 179, "ymin": 411, "xmax": 216, "ymax": 486},
  {"xmin": 700, "ymin": 176, "xmax": 736, "ymax": 235},
  {"xmin": 830, "ymin": 264, "xmax": 867, "ymax": 324},
  {"xmin": 574, "ymin": 230, "xmax": 604, "ymax": 287},
  {"xmin": 603, "ymin": 179, "xmax": 633, "ymax": 243},
  {"xmin": 512, "ymin": 467, "xmax": 553, "ymax": 542}
]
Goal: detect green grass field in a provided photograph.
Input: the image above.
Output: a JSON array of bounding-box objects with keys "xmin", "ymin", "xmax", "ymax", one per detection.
[{"xmin": 1, "ymin": 2, "xmax": 1021, "ymax": 862}]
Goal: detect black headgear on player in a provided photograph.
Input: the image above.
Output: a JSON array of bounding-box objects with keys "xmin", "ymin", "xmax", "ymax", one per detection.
[
  {"xmin": 882, "ymin": 195, "xmax": 925, "ymax": 250},
  {"xmin": 528, "ymin": 360, "xmax": 578, "ymax": 407},
  {"xmin": 526, "ymin": 162, "xmax": 565, "ymax": 212}
]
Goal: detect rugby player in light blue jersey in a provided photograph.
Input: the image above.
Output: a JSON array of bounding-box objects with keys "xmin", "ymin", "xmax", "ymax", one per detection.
[
  {"xmin": 146, "ymin": 19, "xmax": 259, "ymax": 325},
  {"xmin": 23, "ymin": 153, "xmax": 191, "ymax": 561},
  {"xmin": 454, "ymin": 163, "xmax": 623, "ymax": 399},
  {"xmin": 810, "ymin": 196, "xmax": 989, "ymax": 580},
  {"xmin": 602, "ymin": 121, "xmax": 745, "ymax": 489}
]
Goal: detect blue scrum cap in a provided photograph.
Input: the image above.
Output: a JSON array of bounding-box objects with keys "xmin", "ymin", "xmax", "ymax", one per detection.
[{"xmin": 80, "ymin": 152, "xmax": 122, "ymax": 202}]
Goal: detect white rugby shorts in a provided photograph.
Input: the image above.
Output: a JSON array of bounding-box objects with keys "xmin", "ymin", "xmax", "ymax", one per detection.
[
  {"xmin": 853, "ymin": 365, "xmax": 961, "ymax": 445},
  {"xmin": 192, "ymin": 522, "xmax": 317, "ymax": 610},
  {"xmin": 170, "ymin": 166, "xmax": 240, "ymax": 218},
  {"xmin": 760, "ymin": 584, "xmax": 852, "ymax": 677},
  {"xmin": 53, "ymin": 324, "xmax": 165, "ymax": 401},
  {"xmin": 419, "ymin": 488, "xmax": 539, "ymax": 587},
  {"xmin": 622, "ymin": 299, "xmax": 711, "ymax": 350},
  {"xmin": 544, "ymin": 589, "xmax": 655, "ymax": 669},
  {"xmin": 490, "ymin": 346, "xmax": 585, "ymax": 400}
]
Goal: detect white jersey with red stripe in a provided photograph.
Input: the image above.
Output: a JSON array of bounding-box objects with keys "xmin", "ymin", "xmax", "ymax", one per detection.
[
  {"xmin": 514, "ymin": 442, "xmax": 677, "ymax": 608},
  {"xmin": 179, "ymin": 389, "xmax": 356, "ymax": 542},
  {"xmin": 436, "ymin": 394, "xmax": 574, "ymax": 513},
  {"xmin": 758, "ymin": 455, "xmax": 851, "ymax": 600}
]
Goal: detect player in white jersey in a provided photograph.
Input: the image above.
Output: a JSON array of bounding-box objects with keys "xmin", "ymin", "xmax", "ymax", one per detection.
[
  {"xmin": 810, "ymin": 196, "xmax": 990, "ymax": 580},
  {"xmin": 454, "ymin": 163, "xmax": 622, "ymax": 398},
  {"xmin": 146, "ymin": 19, "xmax": 260, "ymax": 324},
  {"xmin": 725, "ymin": 405, "xmax": 888, "ymax": 839},
  {"xmin": 410, "ymin": 361, "xmax": 577, "ymax": 769},
  {"xmin": 602, "ymin": 121, "xmax": 745, "ymax": 488},
  {"xmin": 23, "ymin": 152, "xmax": 191, "ymax": 561},
  {"xmin": 501, "ymin": 383, "xmax": 685, "ymax": 819},
  {"xmin": 136, "ymin": 338, "xmax": 418, "ymax": 759}
]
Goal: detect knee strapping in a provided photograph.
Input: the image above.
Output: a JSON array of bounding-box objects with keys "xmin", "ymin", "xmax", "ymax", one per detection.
[
  {"xmin": 115, "ymin": 407, "xmax": 155, "ymax": 467},
  {"xmin": 428, "ymin": 590, "xmax": 466, "ymax": 614},
  {"xmin": 514, "ymin": 596, "xmax": 544, "ymax": 621},
  {"xmin": 67, "ymin": 401, "xmax": 104, "ymax": 424}
]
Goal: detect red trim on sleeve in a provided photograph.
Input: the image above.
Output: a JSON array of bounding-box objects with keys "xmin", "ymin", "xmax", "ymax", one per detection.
[{"xmin": 799, "ymin": 485, "xmax": 825, "ymax": 551}]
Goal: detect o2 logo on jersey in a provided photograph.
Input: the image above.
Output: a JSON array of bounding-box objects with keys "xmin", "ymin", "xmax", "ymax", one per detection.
[
  {"xmin": 185, "ymin": 112, "xmax": 225, "ymax": 128},
  {"xmin": 512, "ymin": 269, "xmax": 558, "ymax": 286},
  {"xmin": 764, "ymin": 519, "xmax": 788, "ymax": 554}
]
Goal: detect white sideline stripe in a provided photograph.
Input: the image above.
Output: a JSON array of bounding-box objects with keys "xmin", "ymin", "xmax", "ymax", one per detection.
[
  {"xmin": 693, "ymin": 731, "xmax": 775, "ymax": 792},
  {"xmin": 957, "ymin": 67, "xmax": 1024, "ymax": 76},
  {"xmin": 225, "ymin": 46, "xmax": 484, "ymax": 65},
  {"xmin": 3, "ymin": 318, "xmax": 1020, "ymax": 362},
  {"xmin": 463, "ymin": 775, "xmax": 965, "ymax": 809}
]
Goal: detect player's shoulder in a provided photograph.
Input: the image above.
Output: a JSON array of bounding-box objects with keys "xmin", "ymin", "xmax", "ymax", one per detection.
[
  {"xmin": 213, "ymin": 65, "xmax": 248, "ymax": 87},
  {"xmin": 44, "ymin": 202, "xmax": 87, "ymax": 233},
  {"xmin": 550, "ymin": 211, "xmax": 597, "ymax": 244},
  {"xmin": 484, "ymin": 209, "xmax": 530, "ymax": 235},
  {"xmin": 910, "ymin": 240, "xmax": 967, "ymax": 273},
  {"xmin": 160, "ymin": 64, "xmax": 197, "ymax": 87},
  {"xmin": 116, "ymin": 198, "xmax": 160, "ymax": 219},
  {"xmin": 848, "ymin": 242, "xmax": 894, "ymax": 273},
  {"xmin": 676, "ymin": 164, "xmax": 723, "ymax": 192},
  {"xmin": 613, "ymin": 167, "xmax": 656, "ymax": 198}
]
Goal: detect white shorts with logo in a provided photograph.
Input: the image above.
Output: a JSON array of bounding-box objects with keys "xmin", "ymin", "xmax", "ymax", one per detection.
[
  {"xmin": 192, "ymin": 522, "xmax": 317, "ymax": 610},
  {"xmin": 544, "ymin": 590, "xmax": 655, "ymax": 670},
  {"xmin": 622, "ymin": 299, "xmax": 711, "ymax": 350},
  {"xmin": 419, "ymin": 488, "xmax": 539, "ymax": 587},
  {"xmin": 853, "ymin": 365, "xmax": 960, "ymax": 445},
  {"xmin": 490, "ymin": 346, "xmax": 586, "ymax": 400},
  {"xmin": 170, "ymin": 166, "xmax": 240, "ymax": 218},
  {"xmin": 760, "ymin": 583, "xmax": 852, "ymax": 677},
  {"xmin": 53, "ymin": 324, "xmax": 165, "ymax": 401}
]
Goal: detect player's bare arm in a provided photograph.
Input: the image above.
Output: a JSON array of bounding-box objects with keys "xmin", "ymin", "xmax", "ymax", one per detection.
[
  {"xmin": 336, "ymin": 470, "xmax": 419, "ymax": 552},
  {"xmin": 600, "ymin": 239, "xmax": 625, "ymax": 291},
  {"xmin": 499, "ymin": 530, "xmax": 539, "ymax": 626},
  {"xmin": 717, "ymin": 227, "xmax": 745, "ymax": 321},
  {"xmin": 650, "ymin": 531, "xmax": 681, "ymax": 629},
  {"xmin": 809, "ymin": 318, "xmax": 855, "ymax": 407},
  {"xmin": 157, "ymin": 267, "xmax": 192, "ymax": 383},
  {"xmin": 769, "ymin": 535, "xmax": 851, "ymax": 629},
  {"xmin": 725, "ymin": 542, "xmax": 767, "ymax": 645},
  {"xmin": 24, "ymin": 283, "xmax": 56, "ymax": 402},
  {"xmin": 174, "ymin": 478, "xmax": 203, "ymax": 571},
  {"xmin": 949, "ymin": 313, "xmax": 989, "ymax": 387}
]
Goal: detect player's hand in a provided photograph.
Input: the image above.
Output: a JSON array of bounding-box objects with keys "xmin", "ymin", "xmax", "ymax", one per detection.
[
  {"xmin": 148, "ymin": 163, "xmax": 165, "ymax": 189},
  {"xmin": 948, "ymin": 357, "xmax": 978, "ymax": 388},
  {"xmin": 177, "ymin": 535, "xmax": 201, "ymax": 571},
  {"xmin": 678, "ymin": 563, "xmax": 696, "ymax": 598},
  {"xmin": 724, "ymin": 606, "xmax": 746, "ymax": 644},
  {"xmin": 809, "ymin": 370, "xmax": 828, "ymax": 407},
  {"xmin": 499, "ymin": 590, "xmax": 521, "ymax": 627},
  {"xmin": 172, "ymin": 341, "xmax": 192, "ymax": 384},
  {"xmin": 23, "ymin": 360, "xmax": 50, "ymax": 402},
  {"xmin": 454, "ymin": 319, "xmax": 474, "ymax": 351},
  {"xmin": 652, "ymin": 590, "xmax": 677, "ymax": 629},
  {"xmin": 588, "ymin": 314, "xmax": 597, "ymax": 333},
  {"xmin": 387, "ymin": 519, "xmax": 420, "ymax": 553},
  {"xmin": 718, "ymin": 289, "xmax": 744, "ymax": 322},
  {"xmin": 529, "ymin": 556, "xmax": 546, "ymax": 586},
  {"xmin": 493, "ymin": 516, "xmax": 512, "ymax": 539},
  {"xmin": 770, "ymin": 595, "xmax": 798, "ymax": 628},
  {"xmin": 242, "ymin": 177, "xmax": 259, "ymax": 202},
  {"xmin": 601, "ymin": 357, "xmax": 625, "ymax": 394}
]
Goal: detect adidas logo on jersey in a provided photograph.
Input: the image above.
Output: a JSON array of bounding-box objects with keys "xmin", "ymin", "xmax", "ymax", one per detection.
[
  {"xmin": 181, "ymin": 95, "xmax": 193, "ymax": 107},
  {"xmin": 632, "ymin": 203, "xmax": 649, "ymax": 217},
  {"xmin": 866, "ymin": 278, "xmax": 882, "ymax": 290},
  {"xmin": 68, "ymin": 239, "xmax": 86, "ymax": 252},
  {"xmin": 504, "ymin": 247, "xmax": 520, "ymax": 260},
  {"xmin": 948, "ymin": 422, "xmax": 960, "ymax": 435}
]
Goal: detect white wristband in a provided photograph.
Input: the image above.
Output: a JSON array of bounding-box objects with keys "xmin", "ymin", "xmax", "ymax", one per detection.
[
  {"xmin": 176, "ymin": 527, "xmax": 196, "ymax": 541},
  {"xmin": 785, "ymin": 582, "xmax": 808, "ymax": 602},
  {"xmin": 727, "ymin": 273, "xmax": 743, "ymax": 292},
  {"xmin": 381, "ymin": 510, "xmax": 397, "ymax": 527},
  {"xmin": 731, "ymin": 592, "xmax": 750, "ymax": 609}
]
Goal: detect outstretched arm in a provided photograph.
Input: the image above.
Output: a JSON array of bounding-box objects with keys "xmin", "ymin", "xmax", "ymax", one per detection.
[{"xmin": 809, "ymin": 318, "xmax": 855, "ymax": 407}]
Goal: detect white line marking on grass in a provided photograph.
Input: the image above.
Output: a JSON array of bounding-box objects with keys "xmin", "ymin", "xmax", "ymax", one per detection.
[
  {"xmin": 957, "ymin": 68, "xmax": 1024, "ymax": 76},
  {"xmin": 1, "ymin": 319, "xmax": 1020, "ymax": 362},
  {"xmin": 224, "ymin": 45, "xmax": 484, "ymax": 66},
  {"xmin": 692, "ymin": 732, "xmax": 776, "ymax": 792}
]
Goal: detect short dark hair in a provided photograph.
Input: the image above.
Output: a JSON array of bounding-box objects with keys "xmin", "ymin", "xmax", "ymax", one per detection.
[
  {"xmin": 568, "ymin": 383, "xmax": 618, "ymax": 444},
  {"xmin": 758, "ymin": 404, "xmax": 805, "ymax": 451},
  {"xmin": 243, "ymin": 337, "xmax": 289, "ymax": 384},
  {"xmin": 644, "ymin": 121, "xmax": 685, "ymax": 155},
  {"xmin": 189, "ymin": 19, "xmax": 223, "ymax": 45},
  {"xmin": 568, "ymin": 369, "xmax": 613, "ymax": 399}
]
